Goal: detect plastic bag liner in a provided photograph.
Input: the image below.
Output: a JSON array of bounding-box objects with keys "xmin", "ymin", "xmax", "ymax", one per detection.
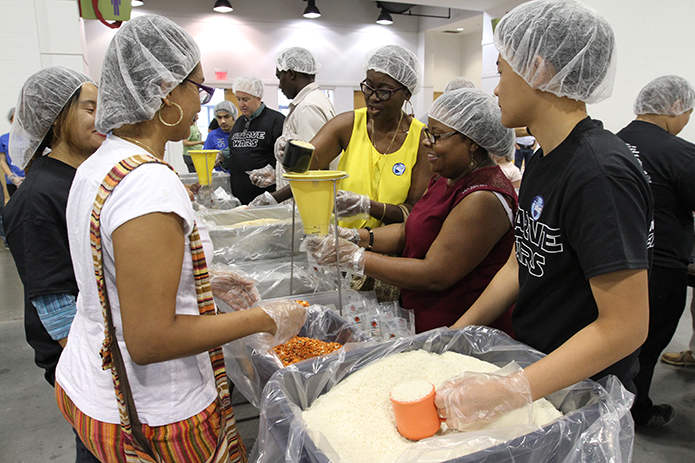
[
  {"xmin": 251, "ymin": 326, "xmax": 635, "ymax": 463},
  {"xmin": 223, "ymin": 303, "xmax": 371, "ymax": 408}
]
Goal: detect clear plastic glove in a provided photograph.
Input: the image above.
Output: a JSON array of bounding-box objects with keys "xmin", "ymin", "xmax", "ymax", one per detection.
[
  {"xmin": 249, "ymin": 191, "xmax": 278, "ymax": 207},
  {"xmin": 301, "ymin": 234, "xmax": 365, "ymax": 275},
  {"xmin": 328, "ymin": 224, "xmax": 360, "ymax": 244},
  {"xmin": 259, "ymin": 299, "xmax": 307, "ymax": 347},
  {"xmin": 274, "ymin": 135, "xmax": 292, "ymax": 163},
  {"xmin": 435, "ymin": 363, "xmax": 533, "ymax": 431},
  {"xmin": 209, "ymin": 267, "xmax": 260, "ymax": 311},
  {"xmin": 335, "ymin": 190, "xmax": 371, "ymax": 219},
  {"xmin": 215, "ymin": 148, "xmax": 230, "ymax": 167},
  {"xmin": 246, "ymin": 164, "xmax": 276, "ymax": 188},
  {"xmin": 8, "ymin": 173, "xmax": 23, "ymax": 187}
]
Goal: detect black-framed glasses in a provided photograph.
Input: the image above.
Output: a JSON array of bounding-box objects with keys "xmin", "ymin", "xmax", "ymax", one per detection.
[
  {"xmin": 360, "ymin": 80, "xmax": 406, "ymax": 101},
  {"xmin": 184, "ymin": 78, "xmax": 215, "ymax": 105},
  {"xmin": 423, "ymin": 127, "xmax": 459, "ymax": 144}
]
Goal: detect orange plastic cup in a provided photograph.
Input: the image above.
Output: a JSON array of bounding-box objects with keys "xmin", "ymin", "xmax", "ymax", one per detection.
[{"xmin": 390, "ymin": 381, "xmax": 445, "ymax": 441}]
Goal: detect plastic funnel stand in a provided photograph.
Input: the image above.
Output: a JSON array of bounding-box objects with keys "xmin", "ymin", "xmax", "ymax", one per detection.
[
  {"xmin": 285, "ymin": 170, "xmax": 348, "ymax": 235},
  {"xmin": 188, "ymin": 150, "xmax": 219, "ymax": 186}
]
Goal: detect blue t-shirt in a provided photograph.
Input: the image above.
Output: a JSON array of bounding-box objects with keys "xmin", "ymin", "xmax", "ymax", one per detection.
[
  {"xmin": 203, "ymin": 127, "xmax": 230, "ymax": 151},
  {"xmin": 0, "ymin": 132, "xmax": 25, "ymax": 184}
]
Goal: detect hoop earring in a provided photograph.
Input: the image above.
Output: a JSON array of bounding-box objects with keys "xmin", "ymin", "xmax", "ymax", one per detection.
[
  {"xmin": 404, "ymin": 99, "xmax": 415, "ymax": 117},
  {"xmin": 158, "ymin": 103, "xmax": 184, "ymax": 127}
]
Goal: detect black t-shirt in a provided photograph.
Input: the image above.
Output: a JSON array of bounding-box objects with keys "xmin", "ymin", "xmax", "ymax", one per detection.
[
  {"xmin": 226, "ymin": 106, "xmax": 284, "ymax": 204},
  {"xmin": 617, "ymin": 120, "xmax": 695, "ymax": 270},
  {"xmin": 513, "ymin": 117, "xmax": 654, "ymax": 389},
  {"xmin": 3, "ymin": 156, "xmax": 78, "ymax": 386}
]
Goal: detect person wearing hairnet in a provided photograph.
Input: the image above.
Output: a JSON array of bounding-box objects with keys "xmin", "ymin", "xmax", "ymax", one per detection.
[
  {"xmin": 418, "ymin": 76, "xmax": 475, "ymax": 124},
  {"xmin": 0, "ymin": 107, "xmax": 25, "ymax": 196},
  {"xmin": 219, "ymin": 76, "xmax": 284, "ymax": 204},
  {"xmin": 204, "ymin": 100, "xmax": 238, "ymax": 152},
  {"xmin": 2, "ymin": 67, "xmax": 103, "ymax": 463},
  {"xmin": 616, "ymin": 75, "xmax": 695, "ymax": 427},
  {"xmin": 54, "ymin": 15, "xmax": 305, "ymax": 462},
  {"xmin": 248, "ymin": 47, "xmax": 336, "ymax": 192},
  {"xmin": 264, "ymin": 45, "xmax": 430, "ymax": 231},
  {"xmin": 304, "ymin": 89, "xmax": 517, "ymax": 335},
  {"xmin": 444, "ymin": 0, "xmax": 652, "ymax": 431}
]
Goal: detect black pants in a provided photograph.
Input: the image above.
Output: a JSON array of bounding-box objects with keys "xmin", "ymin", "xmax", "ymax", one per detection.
[
  {"xmin": 632, "ymin": 265, "xmax": 688, "ymax": 416},
  {"xmin": 514, "ymin": 147, "xmax": 534, "ymax": 169}
]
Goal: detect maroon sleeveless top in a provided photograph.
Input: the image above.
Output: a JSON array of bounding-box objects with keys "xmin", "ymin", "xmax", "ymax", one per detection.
[{"xmin": 401, "ymin": 165, "xmax": 517, "ymax": 335}]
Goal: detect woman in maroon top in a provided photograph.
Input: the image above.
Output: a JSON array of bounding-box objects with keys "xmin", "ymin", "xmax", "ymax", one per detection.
[{"xmin": 304, "ymin": 88, "xmax": 517, "ymax": 334}]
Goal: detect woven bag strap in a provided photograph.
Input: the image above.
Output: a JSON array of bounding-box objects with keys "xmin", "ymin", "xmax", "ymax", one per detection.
[{"xmin": 90, "ymin": 154, "xmax": 244, "ymax": 463}]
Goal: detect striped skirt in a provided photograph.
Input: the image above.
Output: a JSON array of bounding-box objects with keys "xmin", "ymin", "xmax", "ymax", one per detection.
[{"xmin": 56, "ymin": 382, "xmax": 240, "ymax": 463}]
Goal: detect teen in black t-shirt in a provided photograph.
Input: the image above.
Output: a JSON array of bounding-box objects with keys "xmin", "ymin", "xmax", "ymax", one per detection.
[{"xmin": 440, "ymin": 0, "xmax": 652, "ymax": 432}]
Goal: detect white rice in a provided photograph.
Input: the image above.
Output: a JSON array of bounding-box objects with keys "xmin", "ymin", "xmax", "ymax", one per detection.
[
  {"xmin": 302, "ymin": 350, "xmax": 563, "ymax": 463},
  {"xmin": 390, "ymin": 379, "xmax": 434, "ymax": 402}
]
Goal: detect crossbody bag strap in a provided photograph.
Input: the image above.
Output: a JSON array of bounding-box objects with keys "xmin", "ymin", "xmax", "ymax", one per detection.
[{"xmin": 91, "ymin": 154, "xmax": 244, "ymax": 463}]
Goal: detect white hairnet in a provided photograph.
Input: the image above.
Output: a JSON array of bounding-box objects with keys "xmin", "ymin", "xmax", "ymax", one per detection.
[
  {"xmin": 364, "ymin": 45, "xmax": 420, "ymax": 95},
  {"xmin": 9, "ymin": 67, "xmax": 94, "ymax": 169},
  {"xmin": 214, "ymin": 101, "xmax": 238, "ymax": 119},
  {"xmin": 634, "ymin": 75, "xmax": 695, "ymax": 116},
  {"xmin": 494, "ymin": 0, "xmax": 616, "ymax": 104},
  {"xmin": 429, "ymin": 88, "xmax": 515, "ymax": 158},
  {"xmin": 276, "ymin": 47, "xmax": 320, "ymax": 75},
  {"xmin": 6, "ymin": 107, "xmax": 14, "ymax": 123},
  {"xmin": 233, "ymin": 76, "xmax": 264, "ymax": 99},
  {"xmin": 444, "ymin": 77, "xmax": 475, "ymax": 93},
  {"xmin": 95, "ymin": 15, "xmax": 200, "ymax": 134}
]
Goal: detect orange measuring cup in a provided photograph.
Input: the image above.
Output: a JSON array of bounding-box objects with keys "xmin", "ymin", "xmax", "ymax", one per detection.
[{"xmin": 390, "ymin": 380, "xmax": 445, "ymax": 441}]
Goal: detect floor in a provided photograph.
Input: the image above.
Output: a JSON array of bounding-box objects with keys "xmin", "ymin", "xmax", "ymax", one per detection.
[{"xmin": 0, "ymin": 246, "xmax": 693, "ymax": 462}]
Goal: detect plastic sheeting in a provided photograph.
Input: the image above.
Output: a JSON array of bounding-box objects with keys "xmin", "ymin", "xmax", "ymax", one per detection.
[
  {"xmin": 223, "ymin": 303, "xmax": 370, "ymax": 408},
  {"xmin": 251, "ymin": 326, "xmax": 634, "ymax": 463},
  {"xmin": 198, "ymin": 205, "xmax": 304, "ymax": 263}
]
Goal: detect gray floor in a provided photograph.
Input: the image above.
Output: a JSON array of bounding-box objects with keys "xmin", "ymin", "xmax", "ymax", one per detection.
[{"xmin": 1, "ymin": 246, "xmax": 693, "ymax": 462}]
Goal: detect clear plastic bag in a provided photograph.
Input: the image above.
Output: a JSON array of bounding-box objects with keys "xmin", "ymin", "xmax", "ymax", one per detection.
[
  {"xmin": 223, "ymin": 303, "xmax": 371, "ymax": 408},
  {"xmin": 251, "ymin": 326, "xmax": 634, "ymax": 463}
]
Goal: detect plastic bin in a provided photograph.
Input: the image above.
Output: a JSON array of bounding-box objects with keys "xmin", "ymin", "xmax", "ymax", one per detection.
[{"xmin": 251, "ymin": 326, "xmax": 634, "ymax": 463}]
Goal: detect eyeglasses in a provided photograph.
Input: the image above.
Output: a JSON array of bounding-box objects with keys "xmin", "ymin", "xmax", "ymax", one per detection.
[
  {"xmin": 184, "ymin": 78, "xmax": 215, "ymax": 105},
  {"xmin": 423, "ymin": 127, "xmax": 460, "ymax": 144},
  {"xmin": 360, "ymin": 80, "xmax": 406, "ymax": 101}
]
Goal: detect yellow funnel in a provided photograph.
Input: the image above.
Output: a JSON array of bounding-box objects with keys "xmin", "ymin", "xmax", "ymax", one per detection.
[
  {"xmin": 284, "ymin": 170, "xmax": 349, "ymax": 235},
  {"xmin": 188, "ymin": 150, "xmax": 219, "ymax": 186}
]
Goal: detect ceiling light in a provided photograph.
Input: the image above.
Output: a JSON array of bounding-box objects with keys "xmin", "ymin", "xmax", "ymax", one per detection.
[
  {"xmin": 303, "ymin": 0, "xmax": 321, "ymax": 19},
  {"xmin": 377, "ymin": 8, "xmax": 393, "ymax": 25},
  {"xmin": 213, "ymin": 0, "xmax": 233, "ymax": 13},
  {"xmin": 131, "ymin": 0, "xmax": 144, "ymax": 6}
]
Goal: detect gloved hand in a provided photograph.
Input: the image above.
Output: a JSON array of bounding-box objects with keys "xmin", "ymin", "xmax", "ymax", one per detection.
[
  {"xmin": 259, "ymin": 299, "xmax": 307, "ymax": 347},
  {"xmin": 328, "ymin": 224, "xmax": 360, "ymax": 244},
  {"xmin": 209, "ymin": 267, "xmax": 260, "ymax": 311},
  {"xmin": 435, "ymin": 364, "xmax": 533, "ymax": 431},
  {"xmin": 301, "ymin": 234, "xmax": 365, "ymax": 275},
  {"xmin": 249, "ymin": 191, "xmax": 278, "ymax": 207},
  {"xmin": 274, "ymin": 135, "xmax": 292, "ymax": 163},
  {"xmin": 246, "ymin": 164, "xmax": 276, "ymax": 188},
  {"xmin": 8, "ymin": 173, "xmax": 23, "ymax": 187},
  {"xmin": 335, "ymin": 190, "xmax": 371, "ymax": 219},
  {"xmin": 215, "ymin": 148, "xmax": 230, "ymax": 167}
]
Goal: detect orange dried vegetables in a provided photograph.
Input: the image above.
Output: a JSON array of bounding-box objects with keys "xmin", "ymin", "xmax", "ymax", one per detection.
[
  {"xmin": 294, "ymin": 299, "xmax": 311, "ymax": 307},
  {"xmin": 273, "ymin": 336, "xmax": 342, "ymax": 366}
]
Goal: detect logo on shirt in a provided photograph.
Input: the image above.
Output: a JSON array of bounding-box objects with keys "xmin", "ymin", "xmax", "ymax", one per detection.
[
  {"xmin": 531, "ymin": 195, "xmax": 544, "ymax": 221},
  {"xmin": 231, "ymin": 130, "xmax": 266, "ymax": 148},
  {"xmin": 392, "ymin": 163, "xmax": 406, "ymax": 176},
  {"xmin": 515, "ymin": 207, "xmax": 564, "ymax": 278}
]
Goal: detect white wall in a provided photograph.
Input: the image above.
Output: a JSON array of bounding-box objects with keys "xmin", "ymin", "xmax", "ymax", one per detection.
[
  {"xmin": 83, "ymin": 3, "xmax": 423, "ymax": 116},
  {"xmin": 0, "ymin": 0, "xmax": 87, "ymax": 135}
]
